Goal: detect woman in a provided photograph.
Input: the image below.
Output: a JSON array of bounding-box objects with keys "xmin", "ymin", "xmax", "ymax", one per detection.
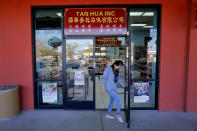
[{"xmin": 102, "ymin": 60, "xmax": 126, "ymax": 123}]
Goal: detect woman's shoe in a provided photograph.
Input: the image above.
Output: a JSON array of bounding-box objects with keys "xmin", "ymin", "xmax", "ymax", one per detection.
[
  {"xmin": 116, "ymin": 115, "xmax": 124, "ymax": 123},
  {"xmin": 106, "ymin": 114, "xmax": 115, "ymax": 119}
]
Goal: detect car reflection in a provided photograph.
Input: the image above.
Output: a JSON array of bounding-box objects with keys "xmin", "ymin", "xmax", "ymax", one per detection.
[
  {"xmin": 66, "ymin": 62, "xmax": 80, "ymax": 69},
  {"xmin": 36, "ymin": 61, "xmax": 62, "ymax": 79}
]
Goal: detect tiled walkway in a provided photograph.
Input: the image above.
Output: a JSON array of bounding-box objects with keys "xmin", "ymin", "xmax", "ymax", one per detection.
[{"xmin": 0, "ymin": 110, "xmax": 197, "ymax": 131}]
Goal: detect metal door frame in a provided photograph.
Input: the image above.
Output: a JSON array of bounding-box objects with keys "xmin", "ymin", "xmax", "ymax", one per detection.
[{"xmin": 123, "ymin": 34, "xmax": 131, "ymax": 128}]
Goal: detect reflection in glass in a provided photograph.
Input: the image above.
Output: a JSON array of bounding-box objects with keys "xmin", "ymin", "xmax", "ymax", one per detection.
[
  {"xmin": 129, "ymin": 10, "xmax": 157, "ymax": 79},
  {"xmin": 129, "ymin": 8, "xmax": 158, "ymax": 109},
  {"xmin": 35, "ymin": 9, "xmax": 62, "ymax": 29},
  {"xmin": 66, "ymin": 39, "xmax": 93, "ymax": 101},
  {"xmin": 35, "ymin": 9, "xmax": 63, "ymax": 18},
  {"xmin": 35, "ymin": 30, "xmax": 62, "ymax": 79}
]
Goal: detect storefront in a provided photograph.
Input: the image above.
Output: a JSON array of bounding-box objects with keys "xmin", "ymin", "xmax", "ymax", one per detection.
[
  {"xmin": 1, "ymin": 0, "xmax": 197, "ymax": 123},
  {"xmin": 32, "ymin": 6, "xmax": 160, "ymax": 112}
]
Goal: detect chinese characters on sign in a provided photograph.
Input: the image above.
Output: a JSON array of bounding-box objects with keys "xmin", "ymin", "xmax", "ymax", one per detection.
[
  {"xmin": 96, "ymin": 37, "xmax": 121, "ymax": 46},
  {"xmin": 64, "ymin": 8, "xmax": 127, "ymax": 35}
]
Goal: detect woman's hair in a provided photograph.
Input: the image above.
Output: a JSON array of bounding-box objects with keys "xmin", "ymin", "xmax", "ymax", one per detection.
[{"xmin": 111, "ymin": 60, "xmax": 123, "ymax": 82}]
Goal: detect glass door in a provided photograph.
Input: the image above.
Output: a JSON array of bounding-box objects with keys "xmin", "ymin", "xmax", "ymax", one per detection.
[
  {"xmin": 93, "ymin": 36, "xmax": 130, "ymax": 127},
  {"xmin": 63, "ymin": 38, "xmax": 95, "ymax": 109}
]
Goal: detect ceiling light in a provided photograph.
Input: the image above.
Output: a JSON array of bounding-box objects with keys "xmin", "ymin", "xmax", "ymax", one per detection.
[
  {"xmin": 143, "ymin": 26, "xmax": 154, "ymax": 28},
  {"xmin": 56, "ymin": 13, "xmax": 62, "ymax": 17},
  {"xmin": 142, "ymin": 12, "xmax": 154, "ymax": 16},
  {"xmin": 130, "ymin": 12, "xmax": 143, "ymax": 16},
  {"xmin": 130, "ymin": 24, "xmax": 147, "ymax": 26}
]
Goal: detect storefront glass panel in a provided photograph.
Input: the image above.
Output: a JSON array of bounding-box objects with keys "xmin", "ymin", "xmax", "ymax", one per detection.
[
  {"xmin": 129, "ymin": 8, "xmax": 158, "ymax": 108},
  {"xmin": 35, "ymin": 9, "xmax": 62, "ymax": 19},
  {"xmin": 130, "ymin": 9, "xmax": 157, "ymax": 79},
  {"xmin": 35, "ymin": 9, "xmax": 62, "ymax": 29},
  {"xmin": 33, "ymin": 8, "xmax": 64, "ymax": 108},
  {"xmin": 35, "ymin": 30, "xmax": 62, "ymax": 79}
]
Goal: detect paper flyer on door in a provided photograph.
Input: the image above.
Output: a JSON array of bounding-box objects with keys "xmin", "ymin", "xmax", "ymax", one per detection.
[
  {"xmin": 134, "ymin": 82, "xmax": 150, "ymax": 103},
  {"xmin": 74, "ymin": 70, "xmax": 85, "ymax": 85},
  {"xmin": 42, "ymin": 83, "xmax": 58, "ymax": 103}
]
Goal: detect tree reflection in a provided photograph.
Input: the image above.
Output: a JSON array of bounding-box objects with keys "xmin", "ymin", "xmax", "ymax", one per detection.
[{"xmin": 66, "ymin": 43, "xmax": 79, "ymax": 58}]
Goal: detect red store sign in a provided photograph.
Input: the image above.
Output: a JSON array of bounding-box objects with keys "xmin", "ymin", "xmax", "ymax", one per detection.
[
  {"xmin": 64, "ymin": 8, "xmax": 127, "ymax": 35},
  {"xmin": 96, "ymin": 37, "xmax": 121, "ymax": 46}
]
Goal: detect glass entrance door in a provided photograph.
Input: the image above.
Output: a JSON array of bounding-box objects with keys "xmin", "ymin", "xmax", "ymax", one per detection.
[
  {"xmin": 95, "ymin": 36, "xmax": 127, "ymax": 109},
  {"xmin": 94, "ymin": 36, "xmax": 130, "ymax": 127},
  {"xmin": 63, "ymin": 38, "xmax": 95, "ymax": 109}
]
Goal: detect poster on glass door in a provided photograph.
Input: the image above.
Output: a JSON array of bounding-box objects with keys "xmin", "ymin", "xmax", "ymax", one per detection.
[
  {"xmin": 74, "ymin": 70, "xmax": 85, "ymax": 85},
  {"xmin": 42, "ymin": 83, "xmax": 58, "ymax": 103},
  {"xmin": 134, "ymin": 82, "xmax": 149, "ymax": 103}
]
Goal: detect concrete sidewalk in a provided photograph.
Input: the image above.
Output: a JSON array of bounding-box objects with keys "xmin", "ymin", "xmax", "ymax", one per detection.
[{"xmin": 0, "ymin": 110, "xmax": 197, "ymax": 131}]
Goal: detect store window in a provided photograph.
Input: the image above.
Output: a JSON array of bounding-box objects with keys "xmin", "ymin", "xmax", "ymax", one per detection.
[
  {"xmin": 35, "ymin": 30, "xmax": 62, "ymax": 79},
  {"xmin": 34, "ymin": 8, "xmax": 63, "ymax": 107},
  {"xmin": 35, "ymin": 9, "xmax": 62, "ymax": 29},
  {"xmin": 129, "ymin": 8, "xmax": 158, "ymax": 108}
]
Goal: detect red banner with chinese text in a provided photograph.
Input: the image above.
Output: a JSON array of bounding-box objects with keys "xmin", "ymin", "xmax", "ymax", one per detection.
[
  {"xmin": 96, "ymin": 37, "xmax": 121, "ymax": 46},
  {"xmin": 64, "ymin": 8, "xmax": 127, "ymax": 35}
]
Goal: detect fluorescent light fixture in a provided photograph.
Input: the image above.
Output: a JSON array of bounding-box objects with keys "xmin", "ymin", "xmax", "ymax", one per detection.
[
  {"xmin": 101, "ymin": 47, "xmax": 105, "ymax": 50},
  {"xmin": 56, "ymin": 13, "xmax": 62, "ymax": 17},
  {"xmin": 130, "ymin": 24, "xmax": 147, "ymax": 26},
  {"xmin": 130, "ymin": 12, "xmax": 143, "ymax": 16},
  {"xmin": 143, "ymin": 26, "xmax": 154, "ymax": 28},
  {"xmin": 142, "ymin": 12, "xmax": 154, "ymax": 16}
]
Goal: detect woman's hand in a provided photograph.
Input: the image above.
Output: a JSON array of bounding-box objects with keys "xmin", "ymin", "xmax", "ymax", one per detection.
[{"xmin": 120, "ymin": 82, "xmax": 128, "ymax": 87}]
